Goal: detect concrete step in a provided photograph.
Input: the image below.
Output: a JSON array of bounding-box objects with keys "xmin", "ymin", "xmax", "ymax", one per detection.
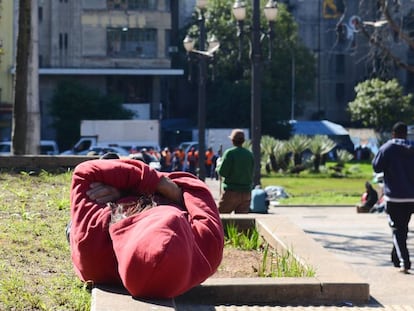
[{"xmin": 92, "ymin": 215, "xmax": 369, "ymax": 310}]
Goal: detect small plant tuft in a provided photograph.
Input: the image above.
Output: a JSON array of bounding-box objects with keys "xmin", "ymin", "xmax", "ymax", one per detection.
[{"xmin": 224, "ymin": 222, "xmax": 315, "ymax": 277}]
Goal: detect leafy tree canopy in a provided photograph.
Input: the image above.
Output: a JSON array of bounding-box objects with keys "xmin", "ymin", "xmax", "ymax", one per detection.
[
  {"xmin": 347, "ymin": 78, "xmax": 414, "ymax": 132},
  {"xmin": 184, "ymin": 0, "xmax": 315, "ymax": 139},
  {"xmin": 49, "ymin": 80, "xmax": 134, "ymax": 150}
]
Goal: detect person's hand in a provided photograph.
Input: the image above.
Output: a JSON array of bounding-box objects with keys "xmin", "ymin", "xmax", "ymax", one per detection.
[
  {"xmin": 156, "ymin": 176, "xmax": 183, "ymax": 206},
  {"xmin": 86, "ymin": 182, "xmax": 122, "ymax": 204}
]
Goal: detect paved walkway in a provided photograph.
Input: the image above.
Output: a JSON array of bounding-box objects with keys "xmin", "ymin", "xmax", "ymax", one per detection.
[{"xmin": 204, "ymin": 179, "xmax": 414, "ymax": 308}]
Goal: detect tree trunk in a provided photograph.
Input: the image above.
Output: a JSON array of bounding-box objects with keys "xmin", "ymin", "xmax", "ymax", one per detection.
[
  {"xmin": 27, "ymin": 0, "xmax": 40, "ymax": 154},
  {"xmin": 294, "ymin": 153, "xmax": 301, "ymax": 166},
  {"xmin": 12, "ymin": 0, "xmax": 31, "ymax": 155},
  {"xmin": 269, "ymin": 154, "xmax": 277, "ymax": 172},
  {"xmin": 313, "ymin": 154, "xmax": 321, "ymax": 172}
]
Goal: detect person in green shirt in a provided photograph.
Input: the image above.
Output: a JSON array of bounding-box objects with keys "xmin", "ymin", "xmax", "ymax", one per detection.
[{"xmin": 216, "ymin": 129, "xmax": 254, "ymax": 213}]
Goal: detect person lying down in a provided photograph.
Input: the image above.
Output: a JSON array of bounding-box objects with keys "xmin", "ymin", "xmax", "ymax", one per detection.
[{"xmin": 68, "ymin": 157, "xmax": 224, "ymax": 298}]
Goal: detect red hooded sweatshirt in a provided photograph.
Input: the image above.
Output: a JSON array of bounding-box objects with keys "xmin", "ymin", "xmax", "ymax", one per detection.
[{"xmin": 69, "ymin": 159, "xmax": 224, "ymax": 298}]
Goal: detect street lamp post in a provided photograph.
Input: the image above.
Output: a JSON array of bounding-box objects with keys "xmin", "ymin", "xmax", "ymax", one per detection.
[
  {"xmin": 291, "ymin": 51, "xmax": 295, "ymax": 121},
  {"xmin": 232, "ymin": 0, "xmax": 278, "ymax": 186},
  {"xmin": 183, "ymin": 0, "xmax": 219, "ymax": 181}
]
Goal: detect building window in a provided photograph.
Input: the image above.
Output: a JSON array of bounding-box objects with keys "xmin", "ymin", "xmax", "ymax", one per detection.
[
  {"xmin": 59, "ymin": 33, "xmax": 68, "ymax": 50},
  {"xmin": 336, "ymin": 54, "xmax": 345, "ymax": 75},
  {"xmin": 107, "ymin": 76, "xmax": 151, "ymax": 103},
  {"xmin": 129, "ymin": 0, "xmax": 157, "ymax": 9},
  {"xmin": 107, "ymin": 28, "xmax": 157, "ymax": 58},
  {"xmin": 164, "ymin": 0, "xmax": 170, "ymax": 11},
  {"xmin": 38, "ymin": 7, "xmax": 43, "ymax": 23},
  {"xmin": 407, "ymin": 64, "xmax": 414, "ymax": 93},
  {"xmin": 107, "ymin": 0, "xmax": 157, "ymax": 10},
  {"xmin": 165, "ymin": 29, "xmax": 170, "ymax": 57},
  {"xmin": 335, "ymin": 83, "xmax": 345, "ymax": 104}
]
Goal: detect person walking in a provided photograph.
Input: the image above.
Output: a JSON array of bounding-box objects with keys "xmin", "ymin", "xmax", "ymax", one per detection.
[
  {"xmin": 216, "ymin": 129, "xmax": 254, "ymax": 214},
  {"xmin": 211, "ymin": 147, "xmax": 222, "ymax": 180},
  {"xmin": 172, "ymin": 148, "xmax": 183, "ymax": 172},
  {"xmin": 205, "ymin": 147, "xmax": 214, "ymax": 178},
  {"xmin": 372, "ymin": 121, "xmax": 414, "ymax": 274},
  {"xmin": 160, "ymin": 147, "xmax": 172, "ymax": 172},
  {"xmin": 187, "ymin": 147, "xmax": 198, "ymax": 175}
]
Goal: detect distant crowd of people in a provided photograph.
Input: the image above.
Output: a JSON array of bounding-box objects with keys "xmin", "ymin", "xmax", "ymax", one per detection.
[{"xmin": 158, "ymin": 145, "xmax": 221, "ymax": 179}]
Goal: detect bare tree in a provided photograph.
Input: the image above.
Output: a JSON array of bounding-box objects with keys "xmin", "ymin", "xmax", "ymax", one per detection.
[
  {"xmin": 12, "ymin": 0, "xmax": 31, "ymax": 155},
  {"xmin": 350, "ymin": 0, "xmax": 414, "ymax": 75}
]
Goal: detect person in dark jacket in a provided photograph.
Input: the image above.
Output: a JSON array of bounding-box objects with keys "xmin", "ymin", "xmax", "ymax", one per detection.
[{"xmin": 372, "ymin": 121, "xmax": 414, "ymax": 274}]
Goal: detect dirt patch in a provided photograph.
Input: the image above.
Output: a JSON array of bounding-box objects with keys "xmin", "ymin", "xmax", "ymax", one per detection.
[{"xmin": 212, "ymin": 247, "xmax": 265, "ymax": 278}]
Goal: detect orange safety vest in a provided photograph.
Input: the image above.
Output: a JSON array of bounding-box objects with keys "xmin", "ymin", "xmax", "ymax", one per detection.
[
  {"xmin": 162, "ymin": 151, "xmax": 172, "ymax": 165},
  {"xmin": 205, "ymin": 150, "xmax": 214, "ymax": 165}
]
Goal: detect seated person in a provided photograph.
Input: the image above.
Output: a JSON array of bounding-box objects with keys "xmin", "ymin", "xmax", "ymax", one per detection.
[
  {"xmin": 68, "ymin": 158, "xmax": 224, "ymax": 298},
  {"xmin": 250, "ymin": 185, "xmax": 269, "ymax": 214},
  {"xmin": 356, "ymin": 181, "xmax": 378, "ymax": 213}
]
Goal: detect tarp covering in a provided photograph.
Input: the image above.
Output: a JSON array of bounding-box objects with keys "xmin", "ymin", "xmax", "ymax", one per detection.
[{"xmin": 290, "ymin": 120, "xmax": 349, "ymax": 136}]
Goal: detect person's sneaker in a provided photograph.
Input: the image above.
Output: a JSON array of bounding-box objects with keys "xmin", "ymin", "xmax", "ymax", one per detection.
[{"xmin": 399, "ymin": 267, "xmax": 410, "ymax": 274}]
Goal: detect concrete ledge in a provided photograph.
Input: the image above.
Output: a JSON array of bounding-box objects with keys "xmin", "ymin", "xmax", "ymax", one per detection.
[
  {"xmin": 92, "ymin": 214, "xmax": 369, "ymax": 309},
  {"xmin": 92, "ymin": 286, "xmax": 175, "ymax": 311}
]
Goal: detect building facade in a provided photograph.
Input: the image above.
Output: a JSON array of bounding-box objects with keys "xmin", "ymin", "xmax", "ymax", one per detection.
[
  {"xmin": 288, "ymin": 0, "xmax": 414, "ymax": 122},
  {"xmin": 0, "ymin": 0, "xmax": 15, "ymax": 140},
  {"xmin": 4, "ymin": 0, "xmax": 183, "ymax": 143},
  {"xmin": 37, "ymin": 0, "xmax": 183, "ymax": 141}
]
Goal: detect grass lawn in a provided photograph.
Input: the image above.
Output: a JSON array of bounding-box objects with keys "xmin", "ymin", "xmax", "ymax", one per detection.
[
  {"xmin": 0, "ymin": 170, "xmax": 90, "ymax": 311},
  {"xmin": 0, "ymin": 161, "xmax": 376, "ymax": 310},
  {"xmin": 261, "ymin": 162, "xmax": 377, "ymax": 205}
]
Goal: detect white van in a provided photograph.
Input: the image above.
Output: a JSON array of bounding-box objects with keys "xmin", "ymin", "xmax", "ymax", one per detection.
[
  {"xmin": 60, "ymin": 136, "xmax": 159, "ymax": 155},
  {"xmin": 0, "ymin": 140, "xmax": 59, "ymax": 155}
]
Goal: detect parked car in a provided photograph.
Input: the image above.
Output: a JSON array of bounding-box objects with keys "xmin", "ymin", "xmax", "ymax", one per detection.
[
  {"xmin": 0, "ymin": 140, "xmax": 59, "ymax": 155},
  {"xmin": 81, "ymin": 146, "xmax": 130, "ymax": 157}
]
